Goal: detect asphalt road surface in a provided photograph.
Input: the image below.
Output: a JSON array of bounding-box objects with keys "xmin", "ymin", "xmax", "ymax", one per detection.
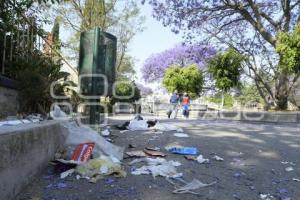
[{"xmin": 18, "ymin": 116, "xmax": 300, "ymax": 200}]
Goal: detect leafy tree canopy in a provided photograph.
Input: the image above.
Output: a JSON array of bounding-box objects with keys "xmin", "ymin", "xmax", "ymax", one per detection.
[
  {"xmin": 208, "ymin": 49, "xmax": 245, "ymax": 92},
  {"xmin": 111, "ymin": 81, "xmax": 141, "ymax": 104},
  {"xmin": 236, "ymin": 83, "xmax": 264, "ymax": 107},
  {"xmin": 163, "ymin": 64, "xmax": 203, "ymax": 98},
  {"xmin": 277, "ymin": 25, "xmax": 300, "ymax": 74}
]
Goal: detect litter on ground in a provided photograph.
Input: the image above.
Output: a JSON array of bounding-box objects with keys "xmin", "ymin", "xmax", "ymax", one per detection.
[
  {"xmin": 60, "ymin": 169, "xmax": 75, "ymax": 179},
  {"xmin": 196, "ymin": 155, "xmax": 210, "ymax": 164},
  {"xmin": 101, "ymin": 127, "xmax": 111, "ymax": 136},
  {"xmin": 75, "ymin": 156, "xmax": 127, "ymax": 183},
  {"xmin": 143, "ymin": 149, "xmax": 166, "ymax": 157},
  {"xmin": 131, "ymin": 157, "xmax": 182, "ymax": 178},
  {"xmin": 173, "ymin": 179, "xmax": 217, "ymax": 195},
  {"xmin": 285, "ymin": 167, "xmax": 294, "ymax": 172},
  {"xmin": 126, "ymin": 150, "xmax": 147, "ymax": 158},
  {"xmin": 62, "ymin": 122, "xmax": 124, "ymax": 161},
  {"xmin": 165, "ymin": 142, "xmax": 183, "ymax": 151},
  {"xmin": 168, "ymin": 147, "xmax": 199, "ymax": 155},
  {"xmin": 173, "ymin": 133, "xmax": 189, "ymax": 138},
  {"xmin": 213, "ymin": 155, "xmax": 224, "ymax": 161},
  {"xmin": 259, "ymin": 194, "xmax": 274, "ymax": 200}
]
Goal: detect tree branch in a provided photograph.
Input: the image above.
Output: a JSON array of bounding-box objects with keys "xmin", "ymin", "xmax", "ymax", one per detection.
[
  {"xmin": 237, "ymin": 4, "xmax": 276, "ymax": 46},
  {"xmin": 282, "ymin": 0, "xmax": 291, "ymax": 31}
]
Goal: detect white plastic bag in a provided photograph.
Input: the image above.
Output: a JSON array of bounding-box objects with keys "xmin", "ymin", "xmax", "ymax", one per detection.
[
  {"xmin": 128, "ymin": 120, "xmax": 149, "ymax": 131},
  {"xmin": 50, "ymin": 104, "xmax": 68, "ymax": 120},
  {"xmin": 62, "ymin": 122, "xmax": 124, "ymax": 161}
]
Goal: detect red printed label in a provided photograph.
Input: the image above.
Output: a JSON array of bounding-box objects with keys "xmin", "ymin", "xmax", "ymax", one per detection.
[{"xmin": 71, "ymin": 142, "xmax": 95, "ymax": 162}]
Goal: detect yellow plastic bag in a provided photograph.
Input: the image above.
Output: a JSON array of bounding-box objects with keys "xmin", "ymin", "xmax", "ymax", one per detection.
[{"xmin": 76, "ymin": 158, "xmax": 127, "ymax": 180}]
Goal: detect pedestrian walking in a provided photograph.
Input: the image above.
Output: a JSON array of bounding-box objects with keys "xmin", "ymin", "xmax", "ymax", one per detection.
[
  {"xmin": 181, "ymin": 92, "xmax": 190, "ymax": 119},
  {"xmin": 167, "ymin": 90, "xmax": 179, "ymax": 119}
]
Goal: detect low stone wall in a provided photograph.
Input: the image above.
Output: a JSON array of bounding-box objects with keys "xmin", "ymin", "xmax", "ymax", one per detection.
[
  {"xmin": 197, "ymin": 111, "xmax": 300, "ymax": 123},
  {"xmin": 0, "ymin": 121, "xmax": 66, "ymax": 200},
  {"xmin": 152, "ymin": 109, "xmax": 300, "ymax": 123}
]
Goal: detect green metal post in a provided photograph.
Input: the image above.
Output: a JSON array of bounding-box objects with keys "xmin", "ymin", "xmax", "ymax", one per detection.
[
  {"xmin": 89, "ymin": 28, "xmax": 100, "ymax": 125},
  {"xmin": 78, "ymin": 27, "xmax": 116, "ymax": 126}
]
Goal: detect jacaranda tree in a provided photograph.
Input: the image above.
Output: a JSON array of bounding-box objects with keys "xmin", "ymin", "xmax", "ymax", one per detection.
[
  {"xmin": 136, "ymin": 83, "xmax": 153, "ymax": 96},
  {"xmin": 141, "ymin": 43, "xmax": 215, "ymax": 82},
  {"xmin": 143, "ymin": 0, "xmax": 300, "ymax": 110}
]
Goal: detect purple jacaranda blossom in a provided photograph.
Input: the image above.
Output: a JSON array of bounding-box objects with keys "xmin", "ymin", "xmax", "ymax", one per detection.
[
  {"xmin": 141, "ymin": 43, "xmax": 216, "ymax": 82},
  {"xmin": 136, "ymin": 83, "xmax": 153, "ymax": 95}
]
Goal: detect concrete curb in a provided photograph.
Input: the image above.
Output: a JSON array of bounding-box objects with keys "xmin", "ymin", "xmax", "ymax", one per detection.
[
  {"xmin": 0, "ymin": 121, "xmax": 66, "ymax": 200},
  {"xmin": 196, "ymin": 111, "xmax": 300, "ymax": 123}
]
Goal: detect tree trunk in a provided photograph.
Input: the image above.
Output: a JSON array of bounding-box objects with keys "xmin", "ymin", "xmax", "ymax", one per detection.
[
  {"xmin": 253, "ymin": 80, "xmax": 271, "ymax": 111},
  {"xmin": 274, "ymin": 74, "xmax": 289, "ymax": 110},
  {"xmin": 221, "ymin": 90, "xmax": 224, "ymax": 110}
]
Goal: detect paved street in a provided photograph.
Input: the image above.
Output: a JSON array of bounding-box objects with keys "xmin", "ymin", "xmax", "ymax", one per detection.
[{"xmin": 18, "ymin": 116, "xmax": 300, "ymax": 200}]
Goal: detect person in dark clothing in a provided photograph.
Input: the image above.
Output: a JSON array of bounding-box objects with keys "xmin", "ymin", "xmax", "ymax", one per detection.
[{"xmin": 167, "ymin": 90, "xmax": 179, "ymax": 119}]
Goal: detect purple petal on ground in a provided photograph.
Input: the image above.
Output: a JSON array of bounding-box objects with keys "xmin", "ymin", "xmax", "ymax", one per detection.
[
  {"xmin": 279, "ymin": 189, "xmax": 288, "ymax": 194},
  {"xmin": 234, "ymin": 172, "xmax": 241, "ymax": 178},
  {"xmin": 45, "ymin": 184, "xmax": 53, "ymax": 189},
  {"xmin": 106, "ymin": 178, "xmax": 115, "ymax": 184},
  {"xmin": 57, "ymin": 182, "xmax": 67, "ymax": 189}
]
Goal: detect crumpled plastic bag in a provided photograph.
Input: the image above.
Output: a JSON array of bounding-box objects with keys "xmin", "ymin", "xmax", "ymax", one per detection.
[
  {"xmin": 75, "ymin": 157, "xmax": 127, "ymax": 180},
  {"xmin": 62, "ymin": 122, "xmax": 124, "ymax": 161},
  {"xmin": 173, "ymin": 179, "xmax": 217, "ymax": 194},
  {"xmin": 127, "ymin": 119, "xmax": 149, "ymax": 131},
  {"xmin": 50, "ymin": 104, "xmax": 68, "ymax": 120},
  {"xmin": 131, "ymin": 157, "xmax": 182, "ymax": 178}
]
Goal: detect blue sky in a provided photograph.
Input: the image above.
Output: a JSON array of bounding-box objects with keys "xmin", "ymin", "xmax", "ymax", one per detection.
[{"xmin": 127, "ymin": 4, "xmax": 183, "ymax": 82}]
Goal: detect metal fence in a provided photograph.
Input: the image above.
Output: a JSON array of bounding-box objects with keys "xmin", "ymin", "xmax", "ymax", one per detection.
[{"xmin": 0, "ymin": 1, "xmax": 76, "ymax": 79}]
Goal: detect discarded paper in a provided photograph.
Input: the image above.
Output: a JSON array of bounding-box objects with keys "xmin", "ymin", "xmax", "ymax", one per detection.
[
  {"xmin": 143, "ymin": 149, "xmax": 166, "ymax": 157},
  {"xmin": 213, "ymin": 155, "xmax": 224, "ymax": 161},
  {"xmin": 126, "ymin": 150, "xmax": 147, "ymax": 157}
]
